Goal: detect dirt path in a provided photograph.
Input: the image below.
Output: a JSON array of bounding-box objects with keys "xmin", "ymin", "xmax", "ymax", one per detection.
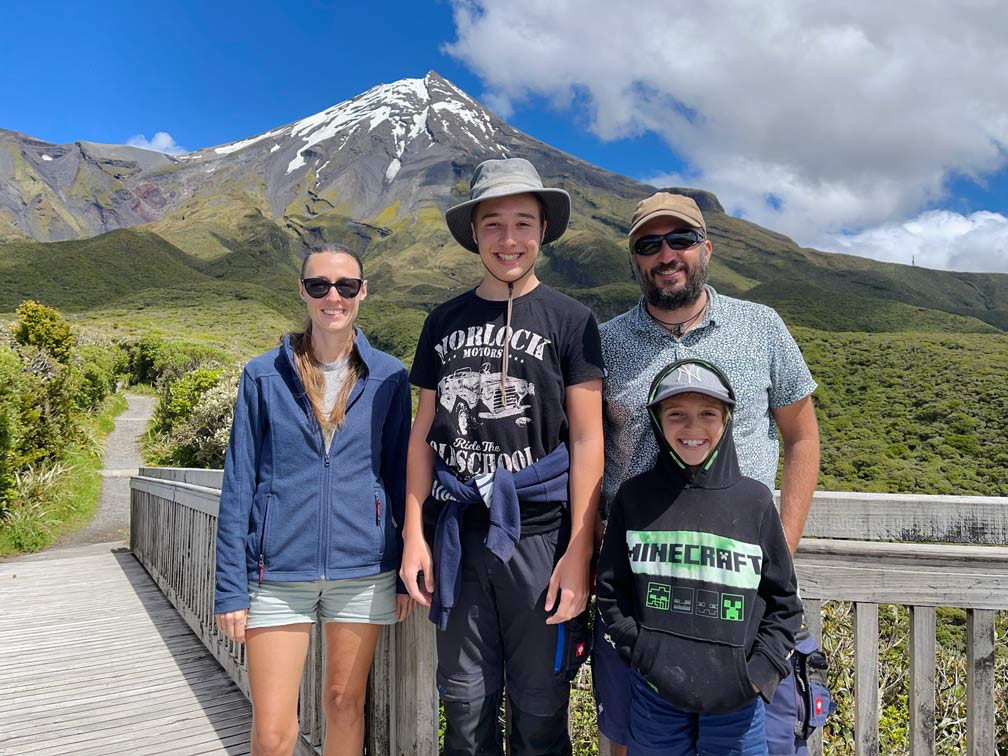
[{"xmin": 55, "ymin": 392, "xmax": 157, "ymax": 548}]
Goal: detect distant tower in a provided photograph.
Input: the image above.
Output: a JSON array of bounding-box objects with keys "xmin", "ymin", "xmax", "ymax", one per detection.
[{"xmin": 912, "ymin": 255, "xmax": 916, "ymax": 266}]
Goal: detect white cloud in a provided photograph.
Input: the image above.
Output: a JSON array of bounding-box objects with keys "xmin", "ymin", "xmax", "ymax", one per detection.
[
  {"xmin": 819, "ymin": 210, "xmax": 1008, "ymax": 274},
  {"xmin": 126, "ymin": 131, "xmax": 187, "ymax": 155},
  {"xmin": 445, "ymin": 0, "xmax": 1008, "ymax": 272}
]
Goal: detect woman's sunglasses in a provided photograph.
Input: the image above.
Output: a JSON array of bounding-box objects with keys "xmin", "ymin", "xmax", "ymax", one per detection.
[
  {"xmin": 301, "ymin": 277, "xmax": 364, "ymax": 299},
  {"xmin": 633, "ymin": 230, "xmax": 706, "ymax": 256}
]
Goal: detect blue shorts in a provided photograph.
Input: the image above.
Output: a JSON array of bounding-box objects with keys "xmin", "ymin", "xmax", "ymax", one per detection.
[
  {"xmin": 592, "ymin": 610, "xmax": 632, "ymax": 743},
  {"xmin": 246, "ymin": 571, "xmax": 397, "ymax": 628},
  {"xmin": 595, "ymin": 611, "xmax": 827, "ymax": 755},
  {"xmin": 629, "ymin": 671, "xmax": 767, "ymax": 756}
]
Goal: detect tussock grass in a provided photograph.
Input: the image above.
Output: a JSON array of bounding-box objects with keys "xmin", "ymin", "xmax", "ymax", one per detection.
[{"xmin": 0, "ymin": 392, "xmax": 126, "ymax": 555}]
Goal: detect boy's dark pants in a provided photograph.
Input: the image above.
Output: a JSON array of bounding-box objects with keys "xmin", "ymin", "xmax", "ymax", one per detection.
[{"xmin": 438, "ymin": 527, "xmax": 572, "ymax": 756}]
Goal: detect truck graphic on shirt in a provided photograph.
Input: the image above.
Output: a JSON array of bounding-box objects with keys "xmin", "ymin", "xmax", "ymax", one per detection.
[{"xmin": 439, "ymin": 364, "xmax": 535, "ymax": 434}]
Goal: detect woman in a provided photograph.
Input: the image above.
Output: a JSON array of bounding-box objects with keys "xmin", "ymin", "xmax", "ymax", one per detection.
[{"xmin": 214, "ymin": 243, "xmax": 413, "ymax": 756}]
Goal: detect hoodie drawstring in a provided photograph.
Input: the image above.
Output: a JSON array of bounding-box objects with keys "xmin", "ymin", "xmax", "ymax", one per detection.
[{"xmin": 501, "ymin": 281, "xmax": 514, "ymax": 403}]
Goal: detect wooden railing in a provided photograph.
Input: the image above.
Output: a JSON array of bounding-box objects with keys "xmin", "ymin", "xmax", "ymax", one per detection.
[
  {"xmin": 131, "ymin": 470, "xmax": 1007, "ymax": 756},
  {"xmin": 795, "ymin": 492, "xmax": 1006, "ymax": 756},
  {"xmin": 130, "ymin": 467, "xmax": 438, "ymax": 756}
]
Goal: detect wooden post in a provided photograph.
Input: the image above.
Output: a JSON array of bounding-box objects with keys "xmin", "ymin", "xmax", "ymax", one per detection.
[
  {"xmin": 966, "ymin": 609, "xmax": 996, "ymax": 756},
  {"xmin": 909, "ymin": 605, "xmax": 935, "ymax": 756},
  {"xmin": 854, "ymin": 602, "xmax": 879, "ymax": 756}
]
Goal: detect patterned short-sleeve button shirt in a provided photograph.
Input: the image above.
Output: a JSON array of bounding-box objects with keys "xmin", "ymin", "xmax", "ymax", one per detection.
[{"xmin": 600, "ymin": 286, "xmax": 817, "ymax": 513}]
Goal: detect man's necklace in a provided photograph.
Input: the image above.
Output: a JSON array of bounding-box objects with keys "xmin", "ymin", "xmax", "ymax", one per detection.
[{"xmin": 648, "ymin": 294, "xmax": 708, "ymax": 337}]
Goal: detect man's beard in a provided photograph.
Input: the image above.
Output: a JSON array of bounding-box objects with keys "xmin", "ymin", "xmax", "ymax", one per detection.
[{"xmin": 639, "ymin": 253, "xmax": 709, "ymax": 310}]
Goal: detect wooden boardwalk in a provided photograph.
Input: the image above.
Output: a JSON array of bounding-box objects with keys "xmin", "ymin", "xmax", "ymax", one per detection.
[{"xmin": 0, "ymin": 545, "xmax": 252, "ymax": 756}]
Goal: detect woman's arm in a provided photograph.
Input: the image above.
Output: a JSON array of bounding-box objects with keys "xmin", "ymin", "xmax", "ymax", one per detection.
[
  {"xmin": 399, "ymin": 387, "xmax": 437, "ymax": 606},
  {"xmin": 214, "ymin": 368, "xmax": 263, "ymax": 642}
]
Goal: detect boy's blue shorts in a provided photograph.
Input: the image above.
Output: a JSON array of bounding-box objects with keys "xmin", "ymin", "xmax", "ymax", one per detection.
[
  {"xmin": 592, "ymin": 611, "xmax": 631, "ymax": 744},
  {"xmin": 592, "ymin": 611, "xmax": 830, "ymax": 755}
]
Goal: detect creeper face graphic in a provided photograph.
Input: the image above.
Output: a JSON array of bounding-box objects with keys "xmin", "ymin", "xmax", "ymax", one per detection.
[
  {"xmin": 696, "ymin": 589, "xmax": 720, "ymax": 618},
  {"xmin": 645, "ymin": 582, "xmax": 671, "ymax": 611},
  {"xmin": 721, "ymin": 593, "xmax": 744, "ymax": 621}
]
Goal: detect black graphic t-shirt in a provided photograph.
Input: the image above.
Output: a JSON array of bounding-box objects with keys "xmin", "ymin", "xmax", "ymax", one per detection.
[{"xmin": 410, "ymin": 284, "xmax": 605, "ymax": 533}]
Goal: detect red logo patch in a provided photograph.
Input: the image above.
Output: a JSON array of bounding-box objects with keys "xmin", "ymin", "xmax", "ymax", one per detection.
[
  {"xmin": 576, "ymin": 641, "xmax": 586, "ymax": 658},
  {"xmin": 815, "ymin": 697, "xmax": 823, "ymax": 714}
]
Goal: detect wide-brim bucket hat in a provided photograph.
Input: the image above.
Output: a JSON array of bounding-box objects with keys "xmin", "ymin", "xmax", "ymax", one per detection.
[{"xmin": 445, "ymin": 157, "xmax": 571, "ymax": 253}]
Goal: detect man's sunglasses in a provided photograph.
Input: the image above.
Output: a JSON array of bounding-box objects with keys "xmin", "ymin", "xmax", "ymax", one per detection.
[
  {"xmin": 632, "ymin": 230, "xmax": 706, "ymax": 256},
  {"xmin": 301, "ymin": 277, "xmax": 364, "ymax": 299}
]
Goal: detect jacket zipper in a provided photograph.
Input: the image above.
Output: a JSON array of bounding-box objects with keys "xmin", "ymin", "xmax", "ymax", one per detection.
[
  {"xmin": 258, "ymin": 495, "xmax": 273, "ymax": 585},
  {"xmin": 320, "ymin": 446, "xmax": 331, "ymax": 580}
]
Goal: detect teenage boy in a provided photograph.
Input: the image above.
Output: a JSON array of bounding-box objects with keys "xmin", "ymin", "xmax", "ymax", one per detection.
[
  {"xmin": 596, "ymin": 358, "xmax": 802, "ymax": 756},
  {"xmin": 400, "ymin": 157, "xmax": 604, "ymax": 756}
]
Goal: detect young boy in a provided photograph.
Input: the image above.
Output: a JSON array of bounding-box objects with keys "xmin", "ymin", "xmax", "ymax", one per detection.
[
  {"xmin": 596, "ymin": 358, "xmax": 802, "ymax": 756},
  {"xmin": 400, "ymin": 157, "xmax": 604, "ymax": 756}
]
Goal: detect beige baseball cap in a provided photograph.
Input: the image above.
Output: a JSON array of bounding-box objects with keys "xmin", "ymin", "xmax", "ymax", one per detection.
[{"xmin": 629, "ymin": 192, "xmax": 707, "ymax": 238}]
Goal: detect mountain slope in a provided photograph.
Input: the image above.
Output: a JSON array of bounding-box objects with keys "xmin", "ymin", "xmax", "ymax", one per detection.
[{"xmin": 1, "ymin": 71, "xmax": 1004, "ymax": 335}]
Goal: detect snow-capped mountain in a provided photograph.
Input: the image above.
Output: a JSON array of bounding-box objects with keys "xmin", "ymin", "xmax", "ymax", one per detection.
[{"xmin": 0, "ymin": 71, "xmax": 659, "ymax": 245}]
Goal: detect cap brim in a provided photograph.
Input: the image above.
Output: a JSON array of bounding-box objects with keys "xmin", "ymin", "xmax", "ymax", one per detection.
[
  {"xmin": 647, "ymin": 386, "xmax": 735, "ymax": 408},
  {"xmin": 629, "ymin": 209, "xmax": 705, "ymax": 239},
  {"xmin": 445, "ymin": 187, "xmax": 571, "ymax": 253}
]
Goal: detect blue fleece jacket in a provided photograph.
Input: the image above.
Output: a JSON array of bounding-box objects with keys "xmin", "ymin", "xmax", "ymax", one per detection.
[
  {"xmin": 214, "ymin": 330, "xmax": 410, "ymax": 615},
  {"xmin": 429, "ymin": 443, "xmax": 570, "ymax": 630}
]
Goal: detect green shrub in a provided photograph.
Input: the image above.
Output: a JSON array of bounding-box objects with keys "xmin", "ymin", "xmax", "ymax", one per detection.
[
  {"xmin": 1, "ymin": 462, "xmax": 69, "ymax": 551},
  {"xmin": 153, "ymin": 367, "xmax": 223, "ymax": 436},
  {"xmin": 123, "ymin": 336, "xmax": 228, "ymax": 387},
  {"xmin": 10, "ymin": 347, "xmax": 82, "ymax": 467},
  {"xmin": 73, "ymin": 345, "xmax": 122, "ymax": 411},
  {"xmin": 167, "ymin": 369, "xmax": 239, "ymax": 467},
  {"xmin": 0, "ymin": 348, "xmax": 23, "ymax": 509},
  {"xmin": 12, "ymin": 300, "xmax": 74, "ymax": 363}
]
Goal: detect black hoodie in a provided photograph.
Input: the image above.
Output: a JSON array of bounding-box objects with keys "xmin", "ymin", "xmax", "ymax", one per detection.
[{"xmin": 595, "ymin": 391, "xmax": 802, "ymax": 713}]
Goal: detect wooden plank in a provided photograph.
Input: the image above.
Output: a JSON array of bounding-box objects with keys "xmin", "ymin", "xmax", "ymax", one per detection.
[
  {"xmin": 297, "ymin": 624, "xmax": 324, "ymax": 749},
  {"xmin": 394, "ymin": 609, "xmax": 438, "ymax": 754},
  {"xmin": 130, "ymin": 475, "xmax": 222, "ymax": 516},
  {"xmin": 794, "ymin": 491, "xmax": 1008, "ymax": 544},
  {"xmin": 366, "ymin": 623, "xmax": 396, "ymax": 755},
  {"xmin": 0, "ymin": 549, "xmax": 251, "ymax": 756},
  {"xmin": 2, "ymin": 694, "xmax": 248, "ymax": 742},
  {"xmin": 795, "ymin": 540, "xmax": 1008, "ymax": 609},
  {"xmin": 909, "ymin": 606, "xmax": 936, "ymax": 756},
  {"xmin": 966, "ymin": 609, "xmax": 996, "ymax": 756},
  {"xmin": 137, "ymin": 466, "xmax": 224, "ymax": 489},
  {"xmin": 803, "ymin": 598, "xmax": 823, "ymax": 645},
  {"xmin": 854, "ymin": 602, "xmax": 879, "ymax": 756}
]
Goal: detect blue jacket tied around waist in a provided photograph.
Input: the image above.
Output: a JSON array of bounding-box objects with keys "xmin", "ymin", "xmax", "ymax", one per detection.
[{"xmin": 429, "ymin": 443, "xmax": 570, "ymax": 630}]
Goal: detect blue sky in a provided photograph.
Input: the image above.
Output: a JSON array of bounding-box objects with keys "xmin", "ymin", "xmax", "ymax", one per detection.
[{"xmin": 3, "ymin": 0, "xmax": 1007, "ymax": 272}]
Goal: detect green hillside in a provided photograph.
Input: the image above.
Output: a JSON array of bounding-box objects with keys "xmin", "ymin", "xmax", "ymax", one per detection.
[
  {"xmin": 0, "ymin": 226, "xmax": 303, "ymax": 357},
  {"xmin": 795, "ymin": 328, "xmax": 1008, "ymax": 496},
  {"xmin": 0, "ymin": 230, "xmax": 213, "ymax": 311},
  {"xmin": 2, "ymin": 213, "xmax": 1006, "ymax": 500}
]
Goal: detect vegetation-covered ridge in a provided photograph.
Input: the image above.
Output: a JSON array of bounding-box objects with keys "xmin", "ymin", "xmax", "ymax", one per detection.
[{"xmin": 0, "ymin": 302, "xmax": 123, "ymax": 552}]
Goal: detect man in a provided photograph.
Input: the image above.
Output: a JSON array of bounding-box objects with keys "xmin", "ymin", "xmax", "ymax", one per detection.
[
  {"xmin": 594, "ymin": 192, "xmax": 820, "ymax": 756},
  {"xmin": 400, "ymin": 157, "xmax": 604, "ymax": 755}
]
